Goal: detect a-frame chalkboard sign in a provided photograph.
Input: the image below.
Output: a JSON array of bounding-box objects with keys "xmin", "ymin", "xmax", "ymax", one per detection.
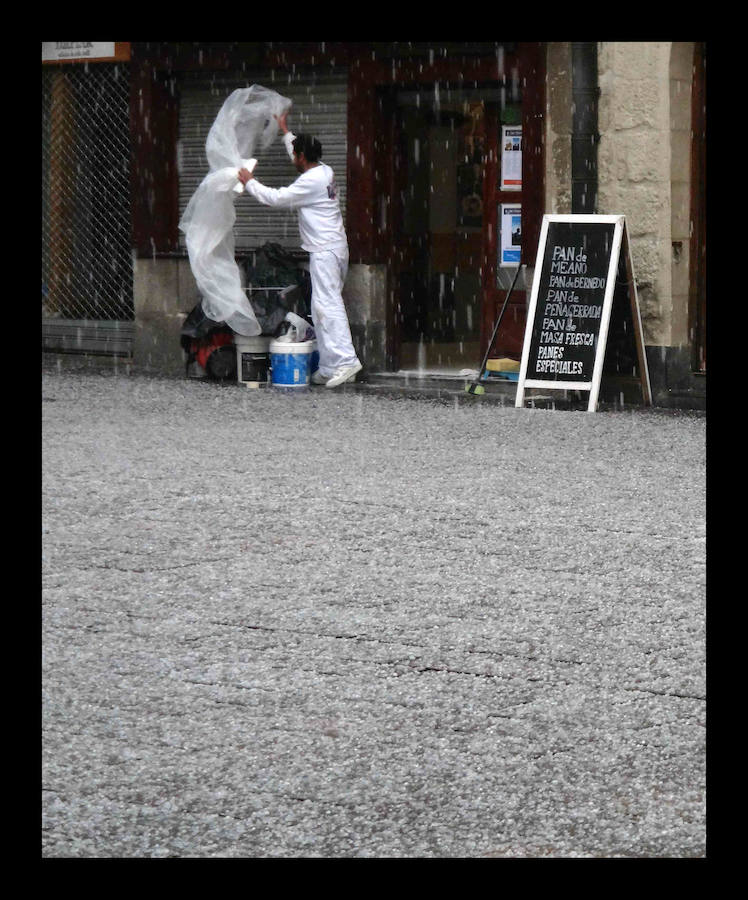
[{"xmin": 515, "ymin": 215, "xmax": 651, "ymax": 412}]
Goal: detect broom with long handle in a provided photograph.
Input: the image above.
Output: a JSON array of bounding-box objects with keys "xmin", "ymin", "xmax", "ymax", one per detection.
[{"xmin": 465, "ymin": 264, "xmax": 523, "ymax": 395}]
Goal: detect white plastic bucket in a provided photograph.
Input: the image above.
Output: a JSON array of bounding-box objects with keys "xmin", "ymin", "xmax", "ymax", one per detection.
[
  {"xmin": 269, "ymin": 339, "xmax": 319, "ymax": 391},
  {"xmin": 235, "ymin": 335, "xmax": 271, "ymax": 387}
]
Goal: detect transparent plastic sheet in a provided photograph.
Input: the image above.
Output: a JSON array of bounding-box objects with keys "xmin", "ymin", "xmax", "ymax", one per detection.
[{"xmin": 178, "ymin": 86, "xmax": 292, "ymax": 336}]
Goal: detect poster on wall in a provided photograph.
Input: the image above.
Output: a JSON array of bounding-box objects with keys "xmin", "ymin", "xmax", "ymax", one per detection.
[
  {"xmin": 500, "ymin": 204, "xmax": 521, "ymax": 266},
  {"xmin": 500, "ymin": 126, "xmax": 522, "ymax": 190}
]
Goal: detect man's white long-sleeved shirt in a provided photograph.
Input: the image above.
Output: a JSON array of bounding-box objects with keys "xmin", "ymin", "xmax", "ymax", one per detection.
[{"xmin": 243, "ymin": 132, "xmax": 347, "ymax": 254}]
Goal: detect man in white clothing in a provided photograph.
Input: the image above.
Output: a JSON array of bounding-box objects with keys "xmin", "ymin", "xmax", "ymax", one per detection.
[{"xmin": 238, "ymin": 114, "xmax": 362, "ymax": 388}]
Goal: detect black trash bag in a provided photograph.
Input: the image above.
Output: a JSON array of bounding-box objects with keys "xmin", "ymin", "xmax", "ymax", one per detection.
[
  {"xmin": 180, "ymin": 302, "xmax": 227, "ymax": 348},
  {"xmin": 245, "ymin": 242, "xmax": 312, "ymax": 335},
  {"xmin": 180, "ymin": 302, "xmax": 236, "ymax": 380},
  {"xmin": 179, "ymin": 242, "xmax": 314, "ymax": 379}
]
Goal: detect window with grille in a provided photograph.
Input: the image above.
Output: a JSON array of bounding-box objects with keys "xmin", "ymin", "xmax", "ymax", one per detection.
[{"xmin": 42, "ymin": 63, "xmax": 133, "ymax": 324}]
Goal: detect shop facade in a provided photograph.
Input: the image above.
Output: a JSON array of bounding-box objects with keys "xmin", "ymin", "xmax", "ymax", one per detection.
[{"xmin": 42, "ymin": 42, "xmax": 706, "ymax": 408}]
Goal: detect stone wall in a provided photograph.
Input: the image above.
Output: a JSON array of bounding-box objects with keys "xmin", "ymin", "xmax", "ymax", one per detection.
[
  {"xmin": 343, "ymin": 264, "xmax": 388, "ymax": 374},
  {"xmin": 133, "ymin": 257, "xmax": 384, "ymax": 377},
  {"xmin": 543, "ymin": 42, "xmax": 704, "ymax": 408},
  {"xmin": 597, "ymin": 41, "xmax": 673, "ymax": 348},
  {"xmin": 596, "ymin": 41, "xmax": 704, "ymax": 407},
  {"xmin": 669, "ymin": 42, "xmax": 696, "ymax": 350},
  {"xmin": 545, "ymin": 42, "xmax": 573, "ymax": 216},
  {"xmin": 133, "ymin": 257, "xmax": 200, "ymax": 375}
]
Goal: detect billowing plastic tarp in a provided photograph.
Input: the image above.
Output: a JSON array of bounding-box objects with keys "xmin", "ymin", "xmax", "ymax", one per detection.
[{"xmin": 178, "ymin": 86, "xmax": 292, "ymax": 336}]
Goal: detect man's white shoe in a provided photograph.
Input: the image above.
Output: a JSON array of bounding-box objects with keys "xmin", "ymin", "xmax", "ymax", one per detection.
[
  {"xmin": 311, "ymin": 370, "xmax": 330, "ymax": 385},
  {"xmin": 325, "ymin": 361, "xmax": 362, "ymax": 388}
]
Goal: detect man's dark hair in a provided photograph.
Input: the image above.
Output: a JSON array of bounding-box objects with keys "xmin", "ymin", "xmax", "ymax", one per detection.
[{"xmin": 292, "ymin": 133, "xmax": 322, "ymax": 162}]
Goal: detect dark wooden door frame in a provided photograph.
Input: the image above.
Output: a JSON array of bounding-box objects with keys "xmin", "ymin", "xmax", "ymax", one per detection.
[{"xmin": 353, "ymin": 42, "xmax": 546, "ymax": 370}]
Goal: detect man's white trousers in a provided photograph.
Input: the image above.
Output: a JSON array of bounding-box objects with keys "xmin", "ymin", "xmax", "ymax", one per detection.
[{"xmin": 309, "ymin": 247, "xmax": 360, "ymax": 376}]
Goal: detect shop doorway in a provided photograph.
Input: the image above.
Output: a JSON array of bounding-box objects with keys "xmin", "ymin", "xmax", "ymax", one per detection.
[{"xmin": 386, "ymin": 85, "xmax": 527, "ymax": 372}]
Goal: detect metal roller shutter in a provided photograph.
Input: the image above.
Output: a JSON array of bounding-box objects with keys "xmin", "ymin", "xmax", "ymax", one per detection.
[{"xmin": 178, "ymin": 69, "xmax": 348, "ymax": 253}]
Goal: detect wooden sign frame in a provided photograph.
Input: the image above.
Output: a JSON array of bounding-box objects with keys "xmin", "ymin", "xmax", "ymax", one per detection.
[{"xmin": 515, "ymin": 214, "xmax": 651, "ymax": 412}]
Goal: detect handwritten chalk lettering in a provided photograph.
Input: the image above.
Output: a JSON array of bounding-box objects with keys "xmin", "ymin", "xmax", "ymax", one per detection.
[
  {"xmin": 551, "ymin": 246, "xmax": 587, "ymax": 262},
  {"xmin": 543, "ymin": 303, "xmax": 602, "ymax": 319},
  {"xmin": 549, "ymin": 275, "xmax": 606, "ymax": 289},
  {"xmin": 538, "ymin": 345, "xmax": 564, "ymax": 359},
  {"xmin": 564, "ymin": 331, "xmax": 595, "ymax": 346},
  {"xmin": 546, "ymin": 290, "xmax": 580, "ymax": 303},
  {"xmin": 550, "ymin": 245, "xmax": 593, "ymax": 275},
  {"xmin": 535, "ymin": 358, "xmax": 584, "ymax": 374},
  {"xmin": 521, "ymin": 221, "xmax": 622, "ymax": 390},
  {"xmin": 551, "ymin": 260, "xmax": 588, "ymax": 274}
]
